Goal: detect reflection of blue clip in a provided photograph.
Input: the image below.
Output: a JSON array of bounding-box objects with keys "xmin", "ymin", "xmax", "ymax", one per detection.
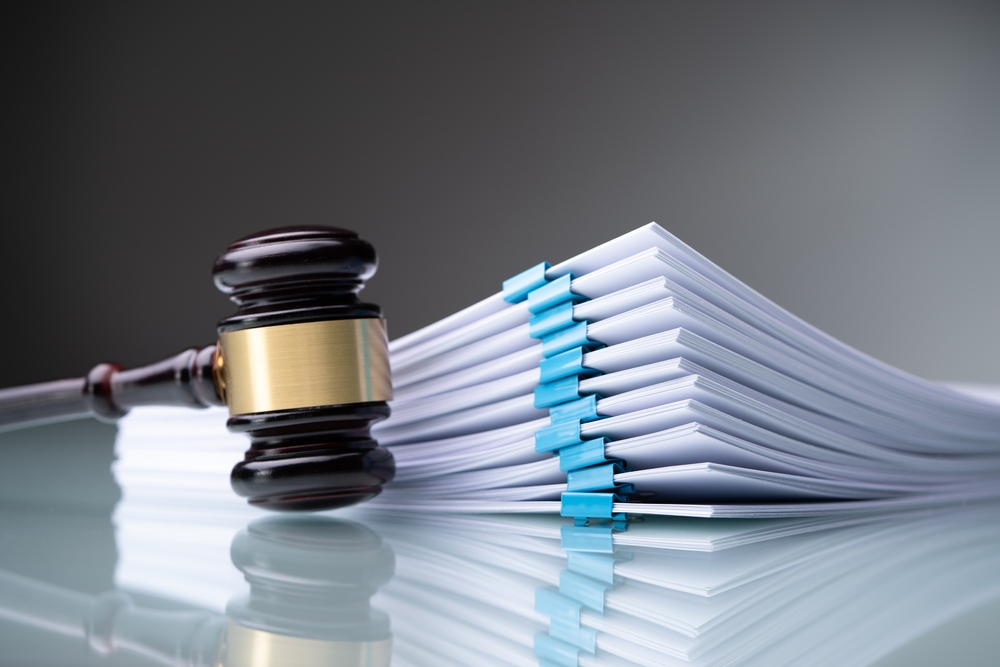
[
  {"xmin": 536, "ymin": 587, "xmax": 581, "ymax": 624},
  {"xmin": 538, "ymin": 532, "xmax": 631, "ymax": 662},
  {"xmin": 533, "ymin": 632, "xmax": 579, "ymax": 667},
  {"xmin": 536, "ymin": 587, "xmax": 597, "ymax": 652},
  {"xmin": 550, "ymin": 616, "xmax": 597, "ymax": 653},
  {"xmin": 574, "ymin": 515, "xmax": 629, "ymax": 529},
  {"xmin": 559, "ymin": 570, "xmax": 612, "ymax": 613},
  {"xmin": 561, "ymin": 524, "xmax": 614, "ymax": 553},
  {"xmin": 567, "ymin": 551, "xmax": 627, "ymax": 584},
  {"xmin": 502, "ymin": 262, "xmax": 551, "ymax": 303}
]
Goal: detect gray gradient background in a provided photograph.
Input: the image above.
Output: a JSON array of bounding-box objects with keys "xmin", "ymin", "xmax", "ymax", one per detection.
[
  {"xmin": 2, "ymin": 1, "xmax": 999, "ymax": 387},
  {"xmin": 1, "ymin": 3, "xmax": 1000, "ymax": 664}
]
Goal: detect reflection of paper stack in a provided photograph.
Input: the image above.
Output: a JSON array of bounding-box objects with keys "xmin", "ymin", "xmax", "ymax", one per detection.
[
  {"xmin": 114, "ymin": 222, "xmax": 1000, "ymax": 517},
  {"xmin": 113, "ymin": 405, "xmax": 247, "ymax": 512},
  {"xmin": 111, "ymin": 497, "xmax": 1000, "ymax": 667},
  {"xmin": 373, "ymin": 507, "xmax": 1000, "ymax": 667}
]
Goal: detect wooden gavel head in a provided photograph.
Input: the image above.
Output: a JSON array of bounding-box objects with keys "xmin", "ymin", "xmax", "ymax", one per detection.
[{"xmin": 211, "ymin": 226, "xmax": 394, "ymax": 512}]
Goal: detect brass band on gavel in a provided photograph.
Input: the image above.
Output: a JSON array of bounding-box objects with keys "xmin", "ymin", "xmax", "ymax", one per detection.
[{"xmin": 215, "ymin": 318, "xmax": 392, "ymax": 416}]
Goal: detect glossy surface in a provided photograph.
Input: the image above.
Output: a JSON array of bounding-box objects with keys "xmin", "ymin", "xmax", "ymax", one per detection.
[{"xmin": 1, "ymin": 419, "xmax": 999, "ymax": 666}]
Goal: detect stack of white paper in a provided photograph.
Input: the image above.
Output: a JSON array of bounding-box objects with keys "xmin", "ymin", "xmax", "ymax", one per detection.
[{"xmin": 371, "ymin": 223, "xmax": 1000, "ymax": 517}]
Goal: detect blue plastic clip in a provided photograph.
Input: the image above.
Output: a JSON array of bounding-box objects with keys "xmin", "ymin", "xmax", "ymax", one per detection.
[
  {"xmin": 527, "ymin": 274, "xmax": 585, "ymax": 314},
  {"xmin": 534, "ymin": 376, "xmax": 581, "ymax": 409},
  {"xmin": 536, "ymin": 588, "xmax": 581, "ymax": 625},
  {"xmin": 539, "ymin": 347, "xmax": 597, "ymax": 384},
  {"xmin": 560, "ymin": 492, "xmax": 628, "ymax": 520},
  {"xmin": 558, "ymin": 438, "xmax": 609, "ymax": 471},
  {"xmin": 502, "ymin": 262, "xmax": 551, "ymax": 304},
  {"xmin": 535, "ymin": 588, "xmax": 597, "ymax": 654},
  {"xmin": 549, "ymin": 395, "xmax": 600, "ymax": 424},
  {"xmin": 535, "ymin": 420, "xmax": 585, "ymax": 453},
  {"xmin": 529, "ymin": 301, "xmax": 576, "ymax": 339},
  {"xmin": 534, "ymin": 632, "xmax": 579, "ymax": 667},
  {"xmin": 542, "ymin": 322, "xmax": 601, "ymax": 358},
  {"xmin": 566, "ymin": 463, "xmax": 624, "ymax": 492},
  {"xmin": 559, "ymin": 570, "xmax": 612, "ymax": 613}
]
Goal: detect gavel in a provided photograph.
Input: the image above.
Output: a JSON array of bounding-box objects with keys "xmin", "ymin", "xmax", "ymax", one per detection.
[{"xmin": 0, "ymin": 226, "xmax": 395, "ymax": 512}]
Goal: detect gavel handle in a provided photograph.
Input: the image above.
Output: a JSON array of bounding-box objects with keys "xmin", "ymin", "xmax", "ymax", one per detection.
[{"xmin": 0, "ymin": 345, "xmax": 224, "ymax": 433}]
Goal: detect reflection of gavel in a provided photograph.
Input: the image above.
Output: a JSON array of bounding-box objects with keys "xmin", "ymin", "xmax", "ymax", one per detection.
[
  {"xmin": 0, "ymin": 227, "xmax": 394, "ymax": 511},
  {"xmin": 0, "ymin": 516, "xmax": 394, "ymax": 666},
  {"xmin": 225, "ymin": 516, "xmax": 394, "ymax": 665}
]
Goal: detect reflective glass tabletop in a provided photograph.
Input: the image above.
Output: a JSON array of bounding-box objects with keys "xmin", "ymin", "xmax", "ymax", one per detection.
[{"xmin": 1, "ymin": 419, "xmax": 998, "ymax": 667}]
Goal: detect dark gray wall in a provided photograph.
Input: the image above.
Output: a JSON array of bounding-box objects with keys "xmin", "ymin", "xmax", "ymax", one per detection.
[{"xmin": 3, "ymin": 0, "xmax": 999, "ymax": 387}]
